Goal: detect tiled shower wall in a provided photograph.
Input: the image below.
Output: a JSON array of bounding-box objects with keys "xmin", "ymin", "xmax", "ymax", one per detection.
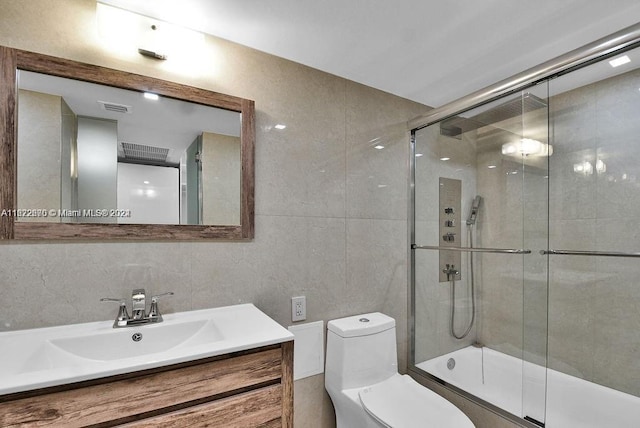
[
  {"xmin": 548, "ymin": 66, "xmax": 640, "ymax": 397},
  {"xmin": 0, "ymin": 1, "xmax": 430, "ymax": 426}
]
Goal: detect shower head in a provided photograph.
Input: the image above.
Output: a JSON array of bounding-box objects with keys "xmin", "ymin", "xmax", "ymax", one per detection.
[
  {"xmin": 440, "ymin": 93, "xmax": 547, "ymax": 136},
  {"xmin": 466, "ymin": 196, "xmax": 482, "ymax": 225}
]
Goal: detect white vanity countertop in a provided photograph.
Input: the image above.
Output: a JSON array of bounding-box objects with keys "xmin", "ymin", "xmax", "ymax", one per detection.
[{"xmin": 0, "ymin": 303, "xmax": 293, "ymax": 395}]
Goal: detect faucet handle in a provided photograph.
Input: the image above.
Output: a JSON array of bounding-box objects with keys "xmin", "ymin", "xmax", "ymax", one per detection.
[
  {"xmin": 151, "ymin": 291, "xmax": 174, "ymax": 302},
  {"xmin": 149, "ymin": 292, "xmax": 174, "ymax": 321},
  {"xmin": 100, "ymin": 297, "xmax": 125, "ymax": 303},
  {"xmin": 100, "ymin": 298, "xmax": 130, "ymax": 326}
]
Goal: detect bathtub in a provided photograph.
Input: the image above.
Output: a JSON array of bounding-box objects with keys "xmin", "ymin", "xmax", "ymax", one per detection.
[{"xmin": 416, "ymin": 346, "xmax": 640, "ymax": 427}]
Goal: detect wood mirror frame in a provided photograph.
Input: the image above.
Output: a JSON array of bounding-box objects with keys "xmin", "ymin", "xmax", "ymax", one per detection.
[{"xmin": 0, "ymin": 46, "xmax": 254, "ymax": 240}]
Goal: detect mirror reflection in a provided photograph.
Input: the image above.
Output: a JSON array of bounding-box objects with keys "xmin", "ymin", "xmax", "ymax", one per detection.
[{"xmin": 17, "ymin": 71, "xmax": 241, "ymax": 225}]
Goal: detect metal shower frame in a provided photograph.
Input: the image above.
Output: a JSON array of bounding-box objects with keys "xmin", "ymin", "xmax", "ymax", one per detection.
[{"xmin": 407, "ymin": 22, "xmax": 640, "ymax": 427}]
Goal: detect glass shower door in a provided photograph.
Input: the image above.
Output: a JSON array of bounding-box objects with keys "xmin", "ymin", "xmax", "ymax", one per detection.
[
  {"xmin": 411, "ymin": 86, "xmax": 549, "ymax": 424},
  {"xmin": 543, "ymin": 44, "xmax": 640, "ymax": 427}
]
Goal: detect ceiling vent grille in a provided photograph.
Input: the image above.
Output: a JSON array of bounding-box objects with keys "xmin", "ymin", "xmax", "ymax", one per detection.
[
  {"xmin": 121, "ymin": 142, "xmax": 169, "ymax": 163},
  {"xmin": 97, "ymin": 100, "xmax": 133, "ymax": 114}
]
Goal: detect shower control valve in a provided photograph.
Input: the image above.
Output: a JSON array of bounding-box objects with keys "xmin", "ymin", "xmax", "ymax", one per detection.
[
  {"xmin": 442, "ymin": 264, "xmax": 459, "ymax": 280},
  {"xmin": 444, "ymin": 220, "xmax": 455, "ymax": 227},
  {"xmin": 444, "ymin": 207, "xmax": 455, "ymax": 214},
  {"xmin": 443, "ymin": 233, "xmax": 456, "ymax": 242}
]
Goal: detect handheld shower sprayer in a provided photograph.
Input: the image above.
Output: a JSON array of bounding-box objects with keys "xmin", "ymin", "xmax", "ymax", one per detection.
[
  {"xmin": 466, "ymin": 195, "xmax": 482, "ymax": 225},
  {"xmin": 450, "ymin": 195, "xmax": 482, "ymax": 340}
]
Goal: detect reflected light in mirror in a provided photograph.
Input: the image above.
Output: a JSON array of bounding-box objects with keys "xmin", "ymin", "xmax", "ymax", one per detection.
[
  {"xmin": 573, "ymin": 161, "xmax": 594, "ymax": 175},
  {"xmin": 502, "ymin": 138, "xmax": 552, "ymax": 157}
]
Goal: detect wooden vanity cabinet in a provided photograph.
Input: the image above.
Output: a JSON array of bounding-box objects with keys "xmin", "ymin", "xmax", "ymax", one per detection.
[{"xmin": 0, "ymin": 341, "xmax": 293, "ymax": 427}]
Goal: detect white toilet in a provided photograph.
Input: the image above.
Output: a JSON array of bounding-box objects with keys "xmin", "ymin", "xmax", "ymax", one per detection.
[{"xmin": 325, "ymin": 312, "xmax": 475, "ymax": 428}]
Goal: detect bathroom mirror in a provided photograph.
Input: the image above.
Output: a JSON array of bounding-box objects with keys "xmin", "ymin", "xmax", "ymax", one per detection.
[{"xmin": 0, "ymin": 46, "xmax": 255, "ymax": 240}]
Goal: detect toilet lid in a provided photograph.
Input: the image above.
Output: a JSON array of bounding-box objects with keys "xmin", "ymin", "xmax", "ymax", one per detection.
[{"xmin": 358, "ymin": 374, "xmax": 475, "ymax": 428}]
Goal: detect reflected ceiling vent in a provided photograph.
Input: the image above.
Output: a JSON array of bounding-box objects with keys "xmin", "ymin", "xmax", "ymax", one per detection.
[
  {"xmin": 121, "ymin": 142, "xmax": 169, "ymax": 163},
  {"xmin": 97, "ymin": 100, "xmax": 133, "ymax": 114}
]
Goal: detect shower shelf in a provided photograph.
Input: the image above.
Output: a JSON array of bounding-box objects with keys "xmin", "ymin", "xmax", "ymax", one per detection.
[
  {"xmin": 411, "ymin": 245, "xmax": 531, "ymax": 254},
  {"xmin": 541, "ymin": 249, "xmax": 640, "ymax": 258}
]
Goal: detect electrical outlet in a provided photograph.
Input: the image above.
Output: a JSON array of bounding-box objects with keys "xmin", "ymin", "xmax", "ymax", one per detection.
[{"xmin": 291, "ymin": 296, "xmax": 306, "ymax": 322}]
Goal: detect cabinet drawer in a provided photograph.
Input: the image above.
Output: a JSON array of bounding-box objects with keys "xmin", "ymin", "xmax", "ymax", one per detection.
[
  {"xmin": 0, "ymin": 347, "xmax": 282, "ymax": 427},
  {"xmin": 120, "ymin": 384, "xmax": 282, "ymax": 428}
]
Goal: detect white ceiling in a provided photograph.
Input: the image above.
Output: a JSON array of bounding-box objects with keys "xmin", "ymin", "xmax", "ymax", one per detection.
[{"xmin": 98, "ymin": 0, "xmax": 640, "ymax": 108}]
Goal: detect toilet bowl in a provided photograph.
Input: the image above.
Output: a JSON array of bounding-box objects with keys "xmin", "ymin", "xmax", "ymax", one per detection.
[{"xmin": 325, "ymin": 312, "xmax": 474, "ymax": 428}]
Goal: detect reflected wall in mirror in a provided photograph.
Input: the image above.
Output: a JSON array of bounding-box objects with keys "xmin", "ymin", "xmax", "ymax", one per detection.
[{"xmin": 0, "ymin": 46, "xmax": 254, "ymax": 240}]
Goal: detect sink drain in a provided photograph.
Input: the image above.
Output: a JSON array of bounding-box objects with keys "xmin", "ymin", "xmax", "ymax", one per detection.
[{"xmin": 132, "ymin": 332, "xmax": 143, "ymax": 342}]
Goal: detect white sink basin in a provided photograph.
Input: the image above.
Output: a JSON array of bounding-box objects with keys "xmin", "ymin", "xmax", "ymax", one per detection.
[
  {"xmin": 50, "ymin": 319, "xmax": 224, "ymax": 360},
  {"xmin": 0, "ymin": 304, "xmax": 293, "ymax": 395}
]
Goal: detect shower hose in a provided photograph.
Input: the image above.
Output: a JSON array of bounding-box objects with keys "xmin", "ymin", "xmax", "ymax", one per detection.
[{"xmin": 450, "ymin": 224, "xmax": 476, "ymax": 339}]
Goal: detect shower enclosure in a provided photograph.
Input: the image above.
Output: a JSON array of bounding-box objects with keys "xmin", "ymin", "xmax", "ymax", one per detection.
[{"xmin": 409, "ymin": 24, "xmax": 640, "ymax": 427}]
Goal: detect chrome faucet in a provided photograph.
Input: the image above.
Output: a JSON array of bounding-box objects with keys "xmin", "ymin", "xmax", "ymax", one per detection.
[
  {"xmin": 101, "ymin": 289, "xmax": 174, "ymax": 328},
  {"xmin": 131, "ymin": 288, "xmax": 147, "ymax": 320}
]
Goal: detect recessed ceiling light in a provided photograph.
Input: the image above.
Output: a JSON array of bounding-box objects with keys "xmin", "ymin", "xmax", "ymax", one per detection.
[
  {"xmin": 415, "ymin": 153, "xmax": 424, "ymax": 157},
  {"xmin": 143, "ymin": 92, "xmax": 159, "ymax": 100},
  {"xmin": 488, "ymin": 165, "xmax": 497, "ymax": 169},
  {"xmin": 440, "ymin": 157, "xmax": 450, "ymax": 161},
  {"xmin": 609, "ymin": 55, "xmax": 630, "ymax": 68},
  {"xmin": 274, "ymin": 124, "xmax": 286, "ymax": 130},
  {"xmin": 374, "ymin": 145, "xmax": 385, "ymax": 150}
]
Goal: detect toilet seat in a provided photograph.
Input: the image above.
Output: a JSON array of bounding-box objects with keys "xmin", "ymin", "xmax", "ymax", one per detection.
[{"xmin": 358, "ymin": 374, "xmax": 474, "ymax": 427}]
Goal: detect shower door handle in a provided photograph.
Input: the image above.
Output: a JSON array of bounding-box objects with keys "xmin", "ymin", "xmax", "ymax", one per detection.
[
  {"xmin": 541, "ymin": 249, "xmax": 640, "ymax": 258},
  {"xmin": 413, "ymin": 244, "xmax": 531, "ymax": 254}
]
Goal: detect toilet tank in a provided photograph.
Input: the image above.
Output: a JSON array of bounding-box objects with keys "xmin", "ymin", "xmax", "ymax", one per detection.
[{"xmin": 325, "ymin": 312, "xmax": 398, "ymax": 391}]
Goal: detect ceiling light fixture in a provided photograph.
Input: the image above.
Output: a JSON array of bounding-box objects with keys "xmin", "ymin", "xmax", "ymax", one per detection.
[
  {"xmin": 374, "ymin": 145, "xmax": 385, "ymax": 150},
  {"xmin": 274, "ymin": 124, "xmax": 287, "ymax": 130},
  {"xmin": 138, "ymin": 47, "xmax": 167, "ymax": 61},
  {"xmin": 97, "ymin": 3, "xmax": 204, "ymax": 63},
  {"xmin": 609, "ymin": 55, "xmax": 631, "ymax": 68},
  {"xmin": 440, "ymin": 157, "xmax": 450, "ymax": 161},
  {"xmin": 143, "ymin": 92, "xmax": 159, "ymax": 100}
]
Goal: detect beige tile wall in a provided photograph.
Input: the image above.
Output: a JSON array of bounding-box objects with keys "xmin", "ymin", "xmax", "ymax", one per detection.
[
  {"xmin": 0, "ymin": 1, "xmax": 430, "ymax": 426},
  {"xmin": 548, "ymin": 66, "xmax": 640, "ymax": 397},
  {"xmin": 17, "ymin": 90, "xmax": 63, "ymax": 221}
]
